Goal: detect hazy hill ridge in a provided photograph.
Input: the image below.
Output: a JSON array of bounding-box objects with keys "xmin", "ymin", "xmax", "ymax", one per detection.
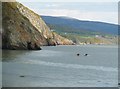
[
  {"xmin": 2, "ymin": 2, "xmax": 73, "ymax": 50},
  {"xmin": 41, "ymin": 16, "xmax": 118, "ymax": 35},
  {"xmin": 41, "ymin": 16, "xmax": 118, "ymax": 45}
]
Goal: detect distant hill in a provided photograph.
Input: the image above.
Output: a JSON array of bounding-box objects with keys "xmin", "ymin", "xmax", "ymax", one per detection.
[
  {"xmin": 41, "ymin": 16, "xmax": 118, "ymax": 45},
  {"xmin": 41, "ymin": 16, "xmax": 118, "ymax": 35}
]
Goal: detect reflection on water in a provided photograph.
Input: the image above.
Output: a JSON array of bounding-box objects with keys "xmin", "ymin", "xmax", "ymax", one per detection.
[
  {"xmin": 2, "ymin": 50, "xmax": 31, "ymax": 62},
  {"xmin": 0, "ymin": 49, "xmax": 1, "ymax": 61},
  {"xmin": 0, "ymin": 62, "xmax": 1, "ymax": 88}
]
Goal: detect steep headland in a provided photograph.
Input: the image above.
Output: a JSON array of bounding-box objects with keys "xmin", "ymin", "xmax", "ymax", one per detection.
[{"xmin": 2, "ymin": 2, "xmax": 73, "ymax": 50}]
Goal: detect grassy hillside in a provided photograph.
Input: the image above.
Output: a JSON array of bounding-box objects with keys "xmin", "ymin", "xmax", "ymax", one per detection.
[
  {"xmin": 42, "ymin": 16, "xmax": 118, "ymax": 35},
  {"xmin": 60, "ymin": 33, "xmax": 118, "ymax": 45},
  {"xmin": 41, "ymin": 16, "xmax": 118, "ymax": 45}
]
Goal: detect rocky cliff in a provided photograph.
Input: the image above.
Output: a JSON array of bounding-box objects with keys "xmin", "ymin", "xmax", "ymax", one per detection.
[{"xmin": 2, "ymin": 2, "xmax": 73, "ymax": 50}]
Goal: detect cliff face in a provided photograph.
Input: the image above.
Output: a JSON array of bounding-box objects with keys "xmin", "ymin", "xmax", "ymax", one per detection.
[{"xmin": 2, "ymin": 2, "xmax": 73, "ymax": 50}]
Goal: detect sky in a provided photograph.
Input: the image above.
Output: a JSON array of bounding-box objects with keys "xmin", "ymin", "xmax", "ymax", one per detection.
[{"xmin": 17, "ymin": 0, "xmax": 119, "ymax": 24}]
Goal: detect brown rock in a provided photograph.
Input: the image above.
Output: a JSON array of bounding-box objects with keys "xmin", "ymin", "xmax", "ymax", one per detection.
[{"xmin": 2, "ymin": 2, "xmax": 74, "ymax": 50}]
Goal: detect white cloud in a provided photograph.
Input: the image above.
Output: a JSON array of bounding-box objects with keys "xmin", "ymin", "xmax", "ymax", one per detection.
[
  {"xmin": 17, "ymin": 0, "xmax": 119, "ymax": 2},
  {"xmin": 18, "ymin": 1, "xmax": 118, "ymax": 24},
  {"xmin": 45, "ymin": 4, "xmax": 60, "ymax": 7},
  {"xmin": 33, "ymin": 9, "xmax": 118, "ymax": 24}
]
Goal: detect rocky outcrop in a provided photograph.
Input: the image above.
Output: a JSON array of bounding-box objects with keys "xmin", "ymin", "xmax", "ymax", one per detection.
[
  {"xmin": 52, "ymin": 32, "xmax": 73, "ymax": 45},
  {"xmin": 2, "ymin": 2, "xmax": 74, "ymax": 50}
]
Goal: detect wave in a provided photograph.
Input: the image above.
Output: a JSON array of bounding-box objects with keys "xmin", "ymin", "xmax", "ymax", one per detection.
[{"xmin": 24, "ymin": 60, "xmax": 117, "ymax": 72}]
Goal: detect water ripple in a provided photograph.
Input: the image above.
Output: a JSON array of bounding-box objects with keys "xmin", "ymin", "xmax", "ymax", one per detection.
[{"xmin": 24, "ymin": 60, "xmax": 117, "ymax": 72}]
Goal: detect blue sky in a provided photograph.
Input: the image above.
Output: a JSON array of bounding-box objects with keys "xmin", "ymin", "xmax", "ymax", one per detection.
[{"xmin": 17, "ymin": 1, "xmax": 118, "ymax": 24}]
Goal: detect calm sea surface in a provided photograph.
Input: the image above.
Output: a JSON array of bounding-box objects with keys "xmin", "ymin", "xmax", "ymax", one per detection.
[{"xmin": 2, "ymin": 45, "xmax": 118, "ymax": 87}]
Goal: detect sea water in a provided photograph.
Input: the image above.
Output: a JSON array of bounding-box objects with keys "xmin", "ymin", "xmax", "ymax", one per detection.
[{"xmin": 2, "ymin": 45, "xmax": 118, "ymax": 87}]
